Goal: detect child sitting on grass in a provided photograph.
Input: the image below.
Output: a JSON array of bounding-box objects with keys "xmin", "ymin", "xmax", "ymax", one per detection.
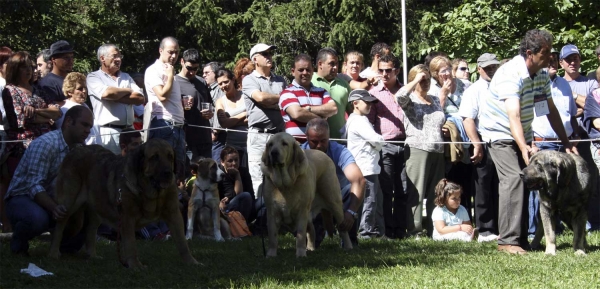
[
  {"xmin": 345, "ymin": 89, "xmax": 385, "ymax": 239},
  {"xmin": 431, "ymin": 178, "xmax": 477, "ymax": 242}
]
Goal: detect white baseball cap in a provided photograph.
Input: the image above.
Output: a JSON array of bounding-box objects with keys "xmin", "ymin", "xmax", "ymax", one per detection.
[{"xmin": 250, "ymin": 43, "xmax": 277, "ymax": 58}]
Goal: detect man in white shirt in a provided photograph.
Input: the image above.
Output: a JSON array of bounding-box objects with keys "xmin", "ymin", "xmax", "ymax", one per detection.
[
  {"xmin": 144, "ymin": 36, "xmax": 186, "ymax": 181},
  {"xmin": 87, "ymin": 44, "xmax": 145, "ymax": 154},
  {"xmin": 459, "ymin": 52, "xmax": 500, "ymax": 242}
]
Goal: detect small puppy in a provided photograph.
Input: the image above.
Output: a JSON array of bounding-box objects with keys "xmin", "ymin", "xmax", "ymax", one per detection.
[{"xmin": 186, "ymin": 158, "xmax": 231, "ymax": 241}]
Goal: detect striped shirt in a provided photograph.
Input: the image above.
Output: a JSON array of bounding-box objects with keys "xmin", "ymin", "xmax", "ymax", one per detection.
[
  {"xmin": 479, "ymin": 55, "xmax": 552, "ymax": 143},
  {"xmin": 279, "ymin": 80, "xmax": 331, "ymax": 138}
]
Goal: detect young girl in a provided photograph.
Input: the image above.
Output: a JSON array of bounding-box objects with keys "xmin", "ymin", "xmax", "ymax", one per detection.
[
  {"xmin": 431, "ymin": 178, "xmax": 477, "ymax": 241},
  {"xmin": 345, "ymin": 89, "xmax": 385, "ymax": 238}
]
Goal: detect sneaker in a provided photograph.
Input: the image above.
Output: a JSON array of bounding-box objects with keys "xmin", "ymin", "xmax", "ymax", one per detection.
[{"xmin": 478, "ymin": 233, "xmax": 499, "ymax": 243}]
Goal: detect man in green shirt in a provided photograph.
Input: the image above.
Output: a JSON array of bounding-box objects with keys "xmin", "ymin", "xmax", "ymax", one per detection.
[{"xmin": 311, "ymin": 48, "xmax": 351, "ymax": 139}]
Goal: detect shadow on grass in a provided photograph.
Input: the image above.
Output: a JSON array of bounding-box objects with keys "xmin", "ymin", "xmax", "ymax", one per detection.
[{"xmin": 1, "ymin": 231, "xmax": 599, "ymax": 288}]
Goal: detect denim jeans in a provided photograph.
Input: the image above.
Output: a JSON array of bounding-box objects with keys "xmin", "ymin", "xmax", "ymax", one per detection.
[
  {"xmin": 149, "ymin": 118, "xmax": 187, "ymax": 181},
  {"xmin": 6, "ymin": 195, "xmax": 84, "ymax": 254}
]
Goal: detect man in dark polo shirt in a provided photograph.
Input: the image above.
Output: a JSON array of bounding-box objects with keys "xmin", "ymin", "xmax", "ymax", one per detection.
[{"xmin": 241, "ymin": 43, "xmax": 287, "ymax": 197}]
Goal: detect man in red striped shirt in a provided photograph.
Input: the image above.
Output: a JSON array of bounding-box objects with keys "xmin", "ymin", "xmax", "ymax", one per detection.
[{"xmin": 279, "ymin": 54, "xmax": 338, "ymax": 140}]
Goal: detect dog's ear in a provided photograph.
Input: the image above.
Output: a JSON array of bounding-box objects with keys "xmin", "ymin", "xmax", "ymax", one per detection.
[
  {"xmin": 261, "ymin": 141, "xmax": 271, "ymax": 167},
  {"xmin": 553, "ymin": 157, "xmax": 573, "ymax": 187},
  {"xmin": 124, "ymin": 142, "xmax": 145, "ymax": 195},
  {"xmin": 292, "ymin": 141, "xmax": 306, "ymax": 166}
]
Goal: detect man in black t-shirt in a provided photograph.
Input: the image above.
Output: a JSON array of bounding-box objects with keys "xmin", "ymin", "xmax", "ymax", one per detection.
[
  {"xmin": 39, "ymin": 40, "xmax": 74, "ymax": 105},
  {"xmin": 174, "ymin": 49, "xmax": 213, "ymax": 162}
]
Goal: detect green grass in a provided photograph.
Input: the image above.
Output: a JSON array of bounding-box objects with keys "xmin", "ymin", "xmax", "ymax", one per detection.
[{"xmin": 1, "ymin": 231, "xmax": 599, "ymax": 288}]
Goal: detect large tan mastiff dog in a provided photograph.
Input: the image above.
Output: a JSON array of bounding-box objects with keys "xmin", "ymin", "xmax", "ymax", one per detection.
[
  {"xmin": 522, "ymin": 150, "xmax": 591, "ymax": 255},
  {"xmin": 49, "ymin": 139, "xmax": 198, "ymax": 268},
  {"xmin": 261, "ymin": 132, "xmax": 352, "ymax": 257}
]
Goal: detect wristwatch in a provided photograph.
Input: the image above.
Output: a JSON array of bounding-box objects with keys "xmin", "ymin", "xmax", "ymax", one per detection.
[{"xmin": 346, "ymin": 209, "xmax": 358, "ymax": 220}]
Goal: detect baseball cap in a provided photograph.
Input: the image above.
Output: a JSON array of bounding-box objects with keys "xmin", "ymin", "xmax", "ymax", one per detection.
[
  {"xmin": 249, "ymin": 43, "xmax": 277, "ymax": 58},
  {"xmin": 477, "ymin": 53, "xmax": 500, "ymax": 68},
  {"xmin": 348, "ymin": 89, "xmax": 378, "ymax": 103},
  {"xmin": 560, "ymin": 44, "xmax": 579, "ymax": 59},
  {"xmin": 50, "ymin": 40, "xmax": 74, "ymax": 57}
]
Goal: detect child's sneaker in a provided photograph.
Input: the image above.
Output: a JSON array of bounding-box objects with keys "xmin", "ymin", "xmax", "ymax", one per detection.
[{"xmin": 477, "ymin": 233, "xmax": 499, "ymax": 243}]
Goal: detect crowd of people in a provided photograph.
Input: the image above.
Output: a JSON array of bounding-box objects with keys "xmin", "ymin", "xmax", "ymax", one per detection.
[{"xmin": 1, "ymin": 28, "xmax": 599, "ymax": 256}]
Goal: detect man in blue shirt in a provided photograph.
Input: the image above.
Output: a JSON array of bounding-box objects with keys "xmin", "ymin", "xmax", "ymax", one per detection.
[
  {"xmin": 5, "ymin": 106, "xmax": 93, "ymax": 255},
  {"xmin": 301, "ymin": 118, "xmax": 365, "ymax": 246}
]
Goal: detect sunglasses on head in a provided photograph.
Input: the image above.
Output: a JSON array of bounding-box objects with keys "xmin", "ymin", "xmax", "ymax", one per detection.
[{"xmin": 186, "ymin": 65, "xmax": 199, "ymax": 72}]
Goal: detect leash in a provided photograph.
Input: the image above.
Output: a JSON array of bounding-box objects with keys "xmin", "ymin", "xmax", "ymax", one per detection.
[
  {"xmin": 260, "ymin": 175, "xmax": 266, "ymax": 257},
  {"xmin": 115, "ymin": 186, "xmax": 128, "ymax": 268}
]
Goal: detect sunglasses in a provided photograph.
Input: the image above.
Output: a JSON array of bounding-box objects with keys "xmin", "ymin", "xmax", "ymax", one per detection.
[
  {"xmin": 186, "ymin": 65, "xmax": 199, "ymax": 72},
  {"xmin": 258, "ymin": 51, "xmax": 273, "ymax": 57},
  {"xmin": 458, "ymin": 67, "xmax": 468, "ymax": 71},
  {"xmin": 378, "ymin": 68, "xmax": 396, "ymax": 74}
]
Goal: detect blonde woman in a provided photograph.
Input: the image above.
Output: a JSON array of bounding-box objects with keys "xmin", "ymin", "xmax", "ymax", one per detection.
[
  {"xmin": 395, "ymin": 64, "xmax": 446, "ymax": 237},
  {"xmin": 56, "ymin": 72, "xmax": 99, "ymax": 144}
]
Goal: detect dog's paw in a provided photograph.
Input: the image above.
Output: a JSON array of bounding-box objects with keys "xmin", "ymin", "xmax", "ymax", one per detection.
[
  {"xmin": 185, "ymin": 233, "xmax": 193, "ymax": 240},
  {"xmin": 574, "ymin": 249, "xmax": 586, "ymax": 256},
  {"xmin": 295, "ymin": 249, "xmax": 307, "ymax": 258},
  {"xmin": 544, "ymin": 250, "xmax": 557, "ymax": 256}
]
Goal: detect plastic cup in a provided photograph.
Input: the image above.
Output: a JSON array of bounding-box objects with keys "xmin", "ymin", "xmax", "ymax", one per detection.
[
  {"xmin": 201, "ymin": 102, "xmax": 212, "ymax": 112},
  {"xmin": 182, "ymin": 95, "xmax": 193, "ymax": 110}
]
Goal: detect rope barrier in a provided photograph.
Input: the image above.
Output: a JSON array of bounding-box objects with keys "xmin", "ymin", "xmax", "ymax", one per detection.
[{"xmin": 1, "ymin": 122, "xmax": 599, "ymax": 145}]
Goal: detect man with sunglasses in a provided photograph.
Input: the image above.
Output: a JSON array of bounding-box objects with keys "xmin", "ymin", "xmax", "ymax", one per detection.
[
  {"xmin": 242, "ymin": 43, "xmax": 287, "ymax": 197},
  {"xmin": 459, "ymin": 52, "xmax": 501, "ymax": 243},
  {"xmin": 365, "ymin": 53, "xmax": 407, "ymax": 239},
  {"xmin": 87, "ymin": 44, "xmax": 145, "ymax": 155},
  {"xmin": 39, "ymin": 40, "xmax": 75, "ymax": 105},
  {"xmin": 175, "ymin": 48, "xmax": 213, "ymax": 161}
]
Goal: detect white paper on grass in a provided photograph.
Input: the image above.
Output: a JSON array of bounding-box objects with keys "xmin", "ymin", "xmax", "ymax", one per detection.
[{"xmin": 20, "ymin": 263, "xmax": 54, "ymax": 277}]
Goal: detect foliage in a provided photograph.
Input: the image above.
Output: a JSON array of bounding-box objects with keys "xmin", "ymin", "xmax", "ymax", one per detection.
[
  {"xmin": 1, "ymin": 232, "xmax": 599, "ymax": 288},
  {"xmin": 418, "ymin": 0, "xmax": 600, "ymax": 78},
  {"xmin": 1, "ymin": 0, "xmax": 598, "ymax": 80}
]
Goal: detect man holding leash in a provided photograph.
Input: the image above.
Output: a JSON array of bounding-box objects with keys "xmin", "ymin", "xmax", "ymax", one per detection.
[
  {"xmin": 479, "ymin": 29, "xmax": 577, "ymax": 255},
  {"xmin": 301, "ymin": 118, "xmax": 365, "ymax": 247}
]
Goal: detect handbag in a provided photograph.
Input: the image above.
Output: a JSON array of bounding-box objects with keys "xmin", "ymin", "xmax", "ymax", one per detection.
[{"xmin": 226, "ymin": 210, "xmax": 252, "ymax": 238}]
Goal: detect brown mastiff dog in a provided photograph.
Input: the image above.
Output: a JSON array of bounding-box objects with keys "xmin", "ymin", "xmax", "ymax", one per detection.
[
  {"xmin": 522, "ymin": 150, "xmax": 591, "ymax": 255},
  {"xmin": 261, "ymin": 132, "xmax": 352, "ymax": 257},
  {"xmin": 49, "ymin": 138, "xmax": 198, "ymax": 268}
]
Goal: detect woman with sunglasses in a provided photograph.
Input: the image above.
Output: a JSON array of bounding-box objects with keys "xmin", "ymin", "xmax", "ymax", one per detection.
[{"xmin": 452, "ymin": 58, "xmax": 471, "ymax": 89}]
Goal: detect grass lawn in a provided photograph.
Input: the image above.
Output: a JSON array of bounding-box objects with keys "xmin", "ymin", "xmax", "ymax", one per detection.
[{"xmin": 1, "ymin": 231, "xmax": 599, "ymax": 288}]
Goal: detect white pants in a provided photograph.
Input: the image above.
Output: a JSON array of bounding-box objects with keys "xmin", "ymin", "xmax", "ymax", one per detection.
[
  {"xmin": 246, "ymin": 129, "xmax": 272, "ymax": 199},
  {"xmin": 99, "ymin": 127, "xmax": 121, "ymax": 155}
]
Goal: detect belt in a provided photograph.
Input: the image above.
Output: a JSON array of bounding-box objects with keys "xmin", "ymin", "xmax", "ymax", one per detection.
[
  {"xmin": 533, "ymin": 137, "xmax": 559, "ymax": 142},
  {"xmin": 102, "ymin": 124, "xmax": 128, "ymax": 129},
  {"xmin": 159, "ymin": 119, "xmax": 185, "ymax": 126},
  {"xmin": 250, "ymin": 127, "xmax": 283, "ymax": 133}
]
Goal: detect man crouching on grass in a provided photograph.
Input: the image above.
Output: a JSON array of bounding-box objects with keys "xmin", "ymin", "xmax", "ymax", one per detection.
[{"xmin": 5, "ymin": 106, "xmax": 93, "ymax": 256}]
